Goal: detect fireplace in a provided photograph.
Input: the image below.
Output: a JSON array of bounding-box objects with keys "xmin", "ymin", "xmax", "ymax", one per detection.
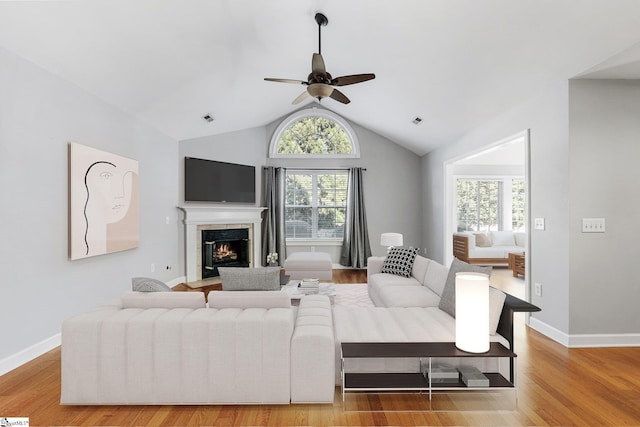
[
  {"xmin": 201, "ymin": 228, "xmax": 250, "ymax": 279},
  {"xmin": 179, "ymin": 206, "xmax": 266, "ymax": 283}
]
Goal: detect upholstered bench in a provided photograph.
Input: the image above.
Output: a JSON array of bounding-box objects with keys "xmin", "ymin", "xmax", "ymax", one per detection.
[{"xmin": 283, "ymin": 252, "xmax": 333, "ymax": 281}]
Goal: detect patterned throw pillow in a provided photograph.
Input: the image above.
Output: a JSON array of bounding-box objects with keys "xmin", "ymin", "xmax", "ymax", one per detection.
[{"xmin": 380, "ymin": 247, "xmax": 418, "ymax": 278}]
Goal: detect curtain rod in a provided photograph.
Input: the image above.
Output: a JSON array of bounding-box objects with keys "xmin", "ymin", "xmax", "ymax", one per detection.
[{"xmin": 263, "ymin": 167, "xmax": 366, "ymax": 171}]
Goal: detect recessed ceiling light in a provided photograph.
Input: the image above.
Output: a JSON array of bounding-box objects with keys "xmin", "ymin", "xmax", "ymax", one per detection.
[
  {"xmin": 201, "ymin": 114, "xmax": 214, "ymax": 123},
  {"xmin": 412, "ymin": 117, "xmax": 423, "ymax": 125}
]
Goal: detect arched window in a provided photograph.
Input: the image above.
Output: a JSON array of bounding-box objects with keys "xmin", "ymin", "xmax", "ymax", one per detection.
[{"xmin": 269, "ymin": 108, "xmax": 360, "ymax": 158}]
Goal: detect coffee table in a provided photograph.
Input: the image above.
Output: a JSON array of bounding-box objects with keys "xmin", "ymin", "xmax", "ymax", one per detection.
[{"xmin": 281, "ymin": 281, "xmax": 336, "ymax": 302}]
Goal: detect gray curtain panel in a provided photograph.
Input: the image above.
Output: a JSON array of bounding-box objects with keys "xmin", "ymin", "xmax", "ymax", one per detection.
[
  {"xmin": 261, "ymin": 166, "xmax": 287, "ymax": 266},
  {"xmin": 340, "ymin": 167, "xmax": 372, "ymax": 268}
]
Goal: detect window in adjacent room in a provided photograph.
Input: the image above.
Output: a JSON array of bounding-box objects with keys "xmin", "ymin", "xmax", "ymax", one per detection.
[
  {"xmin": 270, "ymin": 108, "xmax": 360, "ymax": 158},
  {"xmin": 285, "ymin": 171, "xmax": 348, "ymax": 239},
  {"xmin": 456, "ymin": 177, "xmax": 526, "ymax": 232}
]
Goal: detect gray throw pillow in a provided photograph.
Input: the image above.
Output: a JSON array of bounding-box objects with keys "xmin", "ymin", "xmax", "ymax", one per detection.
[
  {"xmin": 132, "ymin": 277, "xmax": 172, "ymax": 292},
  {"xmin": 218, "ymin": 267, "xmax": 281, "ymax": 291},
  {"xmin": 438, "ymin": 258, "xmax": 492, "ymax": 317}
]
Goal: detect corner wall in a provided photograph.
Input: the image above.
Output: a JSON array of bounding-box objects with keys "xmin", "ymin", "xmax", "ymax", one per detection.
[{"xmin": 0, "ymin": 47, "xmax": 181, "ymax": 371}]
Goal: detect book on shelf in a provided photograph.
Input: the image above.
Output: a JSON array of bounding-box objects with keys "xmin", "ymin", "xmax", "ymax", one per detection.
[{"xmin": 459, "ymin": 366, "xmax": 490, "ymax": 387}]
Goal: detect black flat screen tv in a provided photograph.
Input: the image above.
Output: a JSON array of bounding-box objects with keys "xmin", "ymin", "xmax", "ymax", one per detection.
[{"xmin": 184, "ymin": 157, "xmax": 255, "ymax": 203}]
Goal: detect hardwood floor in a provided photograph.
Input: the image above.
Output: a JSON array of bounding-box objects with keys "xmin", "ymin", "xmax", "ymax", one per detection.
[{"xmin": 2, "ymin": 268, "xmax": 640, "ymax": 426}]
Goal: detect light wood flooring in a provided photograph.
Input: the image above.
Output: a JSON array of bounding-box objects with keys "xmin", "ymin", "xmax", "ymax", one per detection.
[{"xmin": 2, "ymin": 268, "xmax": 640, "ymax": 426}]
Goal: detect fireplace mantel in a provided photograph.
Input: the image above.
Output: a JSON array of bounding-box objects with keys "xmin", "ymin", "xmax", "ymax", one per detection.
[{"xmin": 178, "ymin": 206, "xmax": 266, "ymax": 283}]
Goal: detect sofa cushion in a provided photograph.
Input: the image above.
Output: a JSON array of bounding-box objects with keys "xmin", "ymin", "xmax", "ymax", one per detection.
[
  {"xmin": 473, "ymin": 232, "xmax": 491, "ymax": 247},
  {"xmin": 377, "ymin": 285, "xmax": 441, "ymax": 308},
  {"xmin": 423, "ymin": 260, "xmax": 449, "ymax": 297},
  {"xmin": 411, "ymin": 255, "xmax": 430, "ymax": 284},
  {"xmin": 131, "ymin": 277, "xmax": 172, "ymax": 292},
  {"xmin": 121, "ymin": 291, "xmax": 206, "ymax": 309},
  {"xmin": 438, "ymin": 258, "xmax": 492, "ymax": 317},
  {"xmin": 489, "ymin": 287, "xmax": 507, "ymax": 335},
  {"xmin": 218, "ymin": 267, "xmax": 281, "ymax": 291},
  {"xmin": 490, "ymin": 231, "xmax": 516, "ymax": 246},
  {"xmin": 514, "ymin": 232, "xmax": 527, "ymax": 247},
  {"xmin": 381, "ymin": 247, "xmax": 418, "ymax": 278},
  {"xmin": 208, "ymin": 290, "xmax": 291, "ymax": 309}
]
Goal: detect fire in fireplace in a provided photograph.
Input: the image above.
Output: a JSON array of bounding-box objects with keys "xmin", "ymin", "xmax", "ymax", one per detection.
[{"xmin": 201, "ymin": 228, "xmax": 250, "ymax": 279}]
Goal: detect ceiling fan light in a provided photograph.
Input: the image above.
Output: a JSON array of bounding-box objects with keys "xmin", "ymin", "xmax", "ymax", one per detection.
[{"xmin": 307, "ymin": 83, "xmax": 333, "ymax": 99}]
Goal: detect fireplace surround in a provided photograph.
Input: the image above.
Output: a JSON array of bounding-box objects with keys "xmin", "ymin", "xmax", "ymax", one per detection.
[{"xmin": 178, "ymin": 206, "xmax": 266, "ymax": 283}]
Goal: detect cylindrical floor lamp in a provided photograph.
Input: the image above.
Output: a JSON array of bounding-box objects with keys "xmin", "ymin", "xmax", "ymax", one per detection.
[{"xmin": 455, "ymin": 272, "xmax": 490, "ymax": 353}]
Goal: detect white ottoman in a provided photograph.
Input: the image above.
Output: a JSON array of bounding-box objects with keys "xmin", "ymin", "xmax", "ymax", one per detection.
[{"xmin": 284, "ymin": 252, "xmax": 333, "ymax": 281}]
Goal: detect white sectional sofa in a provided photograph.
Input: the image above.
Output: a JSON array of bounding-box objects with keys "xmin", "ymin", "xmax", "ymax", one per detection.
[
  {"xmin": 61, "ymin": 254, "xmax": 538, "ymax": 405},
  {"xmin": 61, "ymin": 291, "xmax": 334, "ymax": 405},
  {"xmin": 453, "ymin": 231, "xmax": 526, "ymax": 265}
]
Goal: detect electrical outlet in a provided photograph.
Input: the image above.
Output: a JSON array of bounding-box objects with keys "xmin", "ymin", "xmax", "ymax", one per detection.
[
  {"xmin": 534, "ymin": 218, "xmax": 545, "ymax": 230},
  {"xmin": 582, "ymin": 218, "xmax": 605, "ymax": 233},
  {"xmin": 534, "ymin": 282, "xmax": 542, "ymax": 297}
]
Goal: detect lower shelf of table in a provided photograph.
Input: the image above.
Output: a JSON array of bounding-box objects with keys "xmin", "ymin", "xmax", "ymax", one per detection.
[{"xmin": 343, "ymin": 372, "xmax": 514, "ymax": 392}]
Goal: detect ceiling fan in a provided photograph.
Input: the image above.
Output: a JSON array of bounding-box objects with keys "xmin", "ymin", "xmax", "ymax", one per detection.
[{"xmin": 264, "ymin": 12, "xmax": 375, "ymax": 105}]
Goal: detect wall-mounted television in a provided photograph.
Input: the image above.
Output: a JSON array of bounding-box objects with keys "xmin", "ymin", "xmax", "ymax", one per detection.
[{"xmin": 184, "ymin": 157, "xmax": 255, "ymax": 203}]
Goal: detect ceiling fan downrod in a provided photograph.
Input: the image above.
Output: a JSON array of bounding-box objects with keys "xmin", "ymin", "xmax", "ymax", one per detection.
[{"xmin": 315, "ymin": 13, "xmax": 328, "ymax": 55}]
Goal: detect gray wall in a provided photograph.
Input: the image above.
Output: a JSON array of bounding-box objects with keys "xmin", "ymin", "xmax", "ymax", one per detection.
[
  {"xmin": 179, "ymin": 109, "xmax": 423, "ymax": 262},
  {"xmin": 568, "ymin": 79, "xmax": 640, "ymax": 335},
  {"xmin": 422, "ymin": 81, "xmax": 571, "ymax": 336},
  {"xmin": 0, "ymin": 47, "xmax": 180, "ymax": 365}
]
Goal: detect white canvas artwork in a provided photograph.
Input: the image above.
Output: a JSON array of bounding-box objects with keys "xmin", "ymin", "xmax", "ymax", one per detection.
[{"xmin": 68, "ymin": 142, "xmax": 139, "ymax": 260}]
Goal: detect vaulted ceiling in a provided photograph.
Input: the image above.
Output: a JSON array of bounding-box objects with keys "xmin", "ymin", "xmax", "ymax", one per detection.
[{"xmin": 1, "ymin": 0, "xmax": 640, "ymax": 155}]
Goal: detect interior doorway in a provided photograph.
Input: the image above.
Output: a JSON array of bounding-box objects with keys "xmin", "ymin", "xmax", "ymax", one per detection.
[{"xmin": 444, "ymin": 130, "xmax": 531, "ymax": 301}]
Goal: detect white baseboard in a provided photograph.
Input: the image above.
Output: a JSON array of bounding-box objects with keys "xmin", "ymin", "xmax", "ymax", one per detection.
[
  {"xmin": 529, "ymin": 317, "xmax": 640, "ymax": 348},
  {"xmin": 529, "ymin": 317, "xmax": 570, "ymax": 346},
  {"xmin": 0, "ymin": 333, "xmax": 61, "ymax": 376}
]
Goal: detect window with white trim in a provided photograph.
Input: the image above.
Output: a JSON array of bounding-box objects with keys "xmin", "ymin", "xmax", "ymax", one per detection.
[
  {"xmin": 270, "ymin": 109, "xmax": 360, "ymax": 158},
  {"xmin": 456, "ymin": 177, "xmax": 526, "ymax": 232},
  {"xmin": 285, "ymin": 171, "xmax": 348, "ymax": 239}
]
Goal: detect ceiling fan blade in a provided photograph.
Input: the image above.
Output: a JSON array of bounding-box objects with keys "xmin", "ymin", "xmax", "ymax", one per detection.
[
  {"xmin": 329, "ymin": 88, "xmax": 351, "ymax": 104},
  {"xmin": 331, "ymin": 73, "xmax": 376, "ymax": 86},
  {"xmin": 292, "ymin": 91, "xmax": 310, "ymax": 105},
  {"xmin": 264, "ymin": 78, "xmax": 307, "ymax": 85},
  {"xmin": 312, "ymin": 53, "xmax": 326, "ymax": 75}
]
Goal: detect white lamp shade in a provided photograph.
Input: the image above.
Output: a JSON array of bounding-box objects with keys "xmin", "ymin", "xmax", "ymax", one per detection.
[
  {"xmin": 380, "ymin": 233, "xmax": 403, "ymax": 248},
  {"xmin": 455, "ymin": 272, "xmax": 490, "ymax": 353}
]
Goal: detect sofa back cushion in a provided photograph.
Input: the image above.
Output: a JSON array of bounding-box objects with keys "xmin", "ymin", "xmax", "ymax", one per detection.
[
  {"xmin": 411, "ymin": 255, "xmax": 430, "ymax": 283},
  {"xmin": 208, "ymin": 290, "xmax": 291, "ymax": 309},
  {"xmin": 121, "ymin": 291, "xmax": 206, "ymax": 309},
  {"xmin": 490, "ymin": 231, "xmax": 516, "ymax": 246},
  {"xmin": 218, "ymin": 267, "xmax": 281, "ymax": 291},
  {"xmin": 423, "ymin": 260, "xmax": 449, "ymax": 297},
  {"xmin": 514, "ymin": 232, "xmax": 527, "ymax": 247}
]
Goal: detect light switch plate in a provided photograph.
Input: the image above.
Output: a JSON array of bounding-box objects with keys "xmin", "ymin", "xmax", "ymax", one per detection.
[
  {"xmin": 582, "ymin": 218, "xmax": 605, "ymax": 233},
  {"xmin": 534, "ymin": 218, "xmax": 545, "ymax": 230}
]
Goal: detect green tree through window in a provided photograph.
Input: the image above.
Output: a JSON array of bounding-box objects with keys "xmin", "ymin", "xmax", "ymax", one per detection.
[
  {"xmin": 278, "ymin": 116, "xmax": 353, "ymax": 155},
  {"xmin": 285, "ymin": 172, "xmax": 347, "ymax": 239}
]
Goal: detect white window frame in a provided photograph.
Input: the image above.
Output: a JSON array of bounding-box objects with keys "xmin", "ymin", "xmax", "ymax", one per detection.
[
  {"xmin": 269, "ymin": 108, "xmax": 360, "ymax": 159},
  {"xmin": 285, "ymin": 169, "xmax": 348, "ymax": 243}
]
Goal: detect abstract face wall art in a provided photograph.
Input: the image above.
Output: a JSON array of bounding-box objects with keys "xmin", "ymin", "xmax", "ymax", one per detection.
[{"xmin": 69, "ymin": 142, "xmax": 139, "ymax": 260}]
